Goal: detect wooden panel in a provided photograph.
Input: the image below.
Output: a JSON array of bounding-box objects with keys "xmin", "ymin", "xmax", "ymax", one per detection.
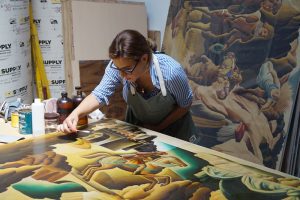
[
  {"xmin": 61, "ymin": 0, "xmax": 74, "ymax": 94},
  {"xmin": 79, "ymin": 60, "xmax": 126, "ymax": 120},
  {"xmin": 61, "ymin": 0, "xmax": 147, "ymax": 95}
]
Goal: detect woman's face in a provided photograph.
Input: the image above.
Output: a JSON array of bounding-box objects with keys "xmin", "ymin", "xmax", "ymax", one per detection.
[{"xmin": 112, "ymin": 55, "xmax": 148, "ymax": 82}]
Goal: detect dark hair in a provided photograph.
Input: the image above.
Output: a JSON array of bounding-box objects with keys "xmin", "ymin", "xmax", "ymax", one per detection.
[
  {"xmin": 109, "ymin": 29, "xmax": 153, "ymax": 62},
  {"xmin": 146, "ymin": 38, "xmax": 157, "ymax": 52}
]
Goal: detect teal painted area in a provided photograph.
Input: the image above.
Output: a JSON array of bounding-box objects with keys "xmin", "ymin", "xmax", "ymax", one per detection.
[
  {"xmin": 154, "ymin": 141, "xmax": 177, "ymax": 151},
  {"xmin": 12, "ymin": 181, "xmax": 87, "ymax": 199},
  {"xmin": 156, "ymin": 142, "xmax": 209, "ymax": 180}
]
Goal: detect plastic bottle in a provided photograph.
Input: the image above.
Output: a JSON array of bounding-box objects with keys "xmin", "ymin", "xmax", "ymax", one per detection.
[
  {"xmin": 72, "ymin": 86, "xmax": 88, "ymax": 128},
  {"xmin": 57, "ymin": 91, "xmax": 74, "ymax": 124},
  {"xmin": 32, "ymin": 98, "xmax": 45, "ymax": 136}
]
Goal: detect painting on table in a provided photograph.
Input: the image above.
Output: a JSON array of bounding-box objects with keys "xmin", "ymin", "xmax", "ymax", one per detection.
[{"xmin": 0, "ymin": 119, "xmax": 299, "ymax": 199}]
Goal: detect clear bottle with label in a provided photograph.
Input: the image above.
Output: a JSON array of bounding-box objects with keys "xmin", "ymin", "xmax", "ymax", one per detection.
[
  {"xmin": 72, "ymin": 86, "xmax": 88, "ymax": 128},
  {"xmin": 57, "ymin": 92, "xmax": 74, "ymax": 124},
  {"xmin": 32, "ymin": 98, "xmax": 45, "ymax": 136}
]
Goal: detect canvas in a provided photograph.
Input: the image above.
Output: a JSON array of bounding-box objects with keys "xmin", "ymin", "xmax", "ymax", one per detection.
[
  {"xmin": 162, "ymin": 0, "xmax": 300, "ymax": 170},
  {"xmin": 0, "ymin": 119, "xmax": 299, "ymax": 199}
]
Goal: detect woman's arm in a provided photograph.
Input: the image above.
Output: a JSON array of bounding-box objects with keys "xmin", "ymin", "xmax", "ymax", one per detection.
[
  {"xmin": 57, "ymin": 61, "xmax": 122, "ymax": 134},
  {"xmin": 57, "ymin": 94, "xmax": 100, "ymax": 133},
  {"xmin": 145, "ymin": 57, "xmax": 193, "ymax": 131},
  {"xmin": 144, "ymin": 104, "xmax": 191, "ymax": 132}
]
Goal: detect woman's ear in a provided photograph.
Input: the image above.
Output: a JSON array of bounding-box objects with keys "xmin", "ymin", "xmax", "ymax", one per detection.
[{"xmin": 141, "ymin": 54, "xmax": 148, "ymax": 62}]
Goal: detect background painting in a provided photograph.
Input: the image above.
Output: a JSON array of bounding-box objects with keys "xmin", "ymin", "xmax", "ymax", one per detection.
[
  {"xmin": 0, "ymin": 119, "xmax": 299, "ymax": 199},
  {"xmin": 162, "ymin": 0, "xmax": 300, "ymax": 170}
]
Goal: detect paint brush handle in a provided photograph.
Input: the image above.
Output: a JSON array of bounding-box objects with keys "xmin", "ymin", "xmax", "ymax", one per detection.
[{"xmin": 76, "ymin": 130, "xmax": 91, "ymax": 134}]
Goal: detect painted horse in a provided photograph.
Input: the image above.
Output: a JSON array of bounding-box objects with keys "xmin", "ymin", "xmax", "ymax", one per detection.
[{"xmin": 79, "ymin": 151, "xmax": 187, "ymax": 191}]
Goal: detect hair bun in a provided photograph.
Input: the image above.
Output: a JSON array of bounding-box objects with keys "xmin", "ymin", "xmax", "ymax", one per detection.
[{"xmin": 147, "ymin": 38, "xmax": 157, "ymax": 52}]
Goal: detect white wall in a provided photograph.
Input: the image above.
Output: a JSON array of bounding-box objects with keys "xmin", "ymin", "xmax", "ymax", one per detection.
[{"xmin": 122, "ymin": 0, "xmax": 170, "ymax": 42}]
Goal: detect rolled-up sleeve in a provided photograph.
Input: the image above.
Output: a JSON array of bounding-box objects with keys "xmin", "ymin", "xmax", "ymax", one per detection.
[{"xmin": 92, "ymin": 62, "xmax": 122, "ymax": 106}]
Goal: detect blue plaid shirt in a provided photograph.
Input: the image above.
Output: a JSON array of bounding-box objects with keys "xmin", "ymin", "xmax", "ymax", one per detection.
[{"xmin": 92, "ymin": 53, "xmax": 193, "ymax": 108}]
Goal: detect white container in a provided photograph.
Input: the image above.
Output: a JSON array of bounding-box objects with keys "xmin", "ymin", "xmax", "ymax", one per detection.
[{"xmin": 32, "ymin": 98, "xmax": 45, "ymax": 136}]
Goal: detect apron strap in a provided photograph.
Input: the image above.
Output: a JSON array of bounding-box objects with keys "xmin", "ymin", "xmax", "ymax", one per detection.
[
  {"xmin": 130, "ymin": 54, "xmax": 167, "ymax": 96},
  {"xmin": 130, "ymin": 83, "xmax": 136, "ymax": 95},
  {"xmin": 153, "ymin": 54, "xmax": 167, "ymax": 96}
]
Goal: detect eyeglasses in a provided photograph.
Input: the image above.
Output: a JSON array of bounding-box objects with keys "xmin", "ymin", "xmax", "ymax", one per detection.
[{"xmin": 110, "ymin": 60, "xmax": 139, "ymax": 74}]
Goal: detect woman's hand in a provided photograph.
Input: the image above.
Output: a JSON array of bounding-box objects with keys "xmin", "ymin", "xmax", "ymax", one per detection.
[
  {"xmin": 56, "ymin": 94, "xmax": 101, "ymax": 134},
  {"xmin": 56, "ymin": 112, "xmax": 79, "ymax": 134}
]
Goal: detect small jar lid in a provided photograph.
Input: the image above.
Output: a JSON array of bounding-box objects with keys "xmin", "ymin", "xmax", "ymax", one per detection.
[
  {"xmin": 44, "ymin": 112, "xmax": 59, "ymax": 119},
  {"xmin": 61, "ymin": 91, "xmax": 68, "ymax": 96}
]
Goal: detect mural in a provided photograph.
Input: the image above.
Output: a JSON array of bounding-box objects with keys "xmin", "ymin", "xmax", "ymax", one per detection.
[
  {"xmin": 0, "ymin": 119, "xmax": 299, "ymax": 199},
  {"xmin": 162, "ymin": 0, "xmax": 300, "ymax": 169}
]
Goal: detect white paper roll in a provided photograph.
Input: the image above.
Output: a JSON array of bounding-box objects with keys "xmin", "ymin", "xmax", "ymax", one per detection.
[{"xmin": 0, "ymin": 0, "xmax": 33, "ymax": 103}]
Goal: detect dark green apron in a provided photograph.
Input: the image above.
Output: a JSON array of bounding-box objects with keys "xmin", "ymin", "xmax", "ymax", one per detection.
[{"xmin": 125, "ymin": 55, "xmax": 196, "ymax": 141}]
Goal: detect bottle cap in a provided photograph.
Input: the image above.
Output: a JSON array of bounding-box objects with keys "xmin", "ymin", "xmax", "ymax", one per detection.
[{"xmin": 61, "ymin": 91, "xmax": 68, "ymax": 96}]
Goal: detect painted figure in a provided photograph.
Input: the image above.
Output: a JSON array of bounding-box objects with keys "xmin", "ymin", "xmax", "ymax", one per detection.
[
  {"xmin": 189, "ymin": 78, "xmax": 277, "ymax": 162},
  {"xmin": 78, "ymin": 151, "xmax": 187, "ymax": 191},
  {"xmin": 181, "ymin": 0, "xmax": 282, "ymax": 15},
  {"xmin": 256, "ymin": 60, "xmax": 281, "ymax": 111}
]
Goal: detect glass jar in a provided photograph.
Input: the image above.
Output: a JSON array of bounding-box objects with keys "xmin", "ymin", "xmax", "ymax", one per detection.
[
  {"xmin": 72, "ymin": 86, "xmax": 88, "ymax": 128},
  {"xmin": 44, "ymin": 112, "xmax": 59, "ymax": 133},
  {"xmin": 57, "ymin": 91, "xmax": 74, "ymax": 124},
  {"xmin": 11, "ymin": 111, "xmax": 19, "ymax": 128}
]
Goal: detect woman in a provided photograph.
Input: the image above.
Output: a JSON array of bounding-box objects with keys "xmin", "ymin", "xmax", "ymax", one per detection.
[{"xmin": 57, "ymin": 29, "xmax": 196, "ymax": 141}]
